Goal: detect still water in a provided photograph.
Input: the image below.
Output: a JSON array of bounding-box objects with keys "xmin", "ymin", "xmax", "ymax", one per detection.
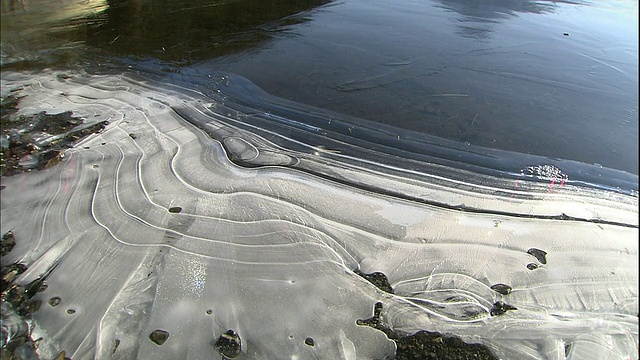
[{"xmin": 2, "ymin": 0, "xmax": 638, "ymax": 175}]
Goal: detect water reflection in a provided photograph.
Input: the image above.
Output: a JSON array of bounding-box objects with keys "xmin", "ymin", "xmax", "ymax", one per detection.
[
  {"xmin": 1, "ymin": 0, "xmax": 107, "ymax": 67},
  {"xmin": 1, "ymin": 0, "xmax": 330, "ymax": 65},
  {"xmin": 438, "ymin": 0, "xmax": 587, "ymax": 18},
  {"xmin": 1, "ymin": 0, "xmax": 637, "ymax": 174},
  {"xmin": 87, "ymin": 0, "xmax": 330, "ymax": 63},
  {"xmin": 436, "ymin": 0, "xmax": 590, "ymax": 39},
  {"xmin": 203, "ymin": 0, "xmax": 637, "ymax": 175}
]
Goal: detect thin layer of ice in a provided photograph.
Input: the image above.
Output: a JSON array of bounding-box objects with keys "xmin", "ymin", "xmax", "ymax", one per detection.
[{"xmin": 0, "ymin": 69, "xmax": 637, "ymax": 360}]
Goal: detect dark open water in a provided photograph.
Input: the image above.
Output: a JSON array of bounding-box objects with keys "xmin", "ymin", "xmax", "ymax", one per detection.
[{"xmin": 2, "ymin": 0, "xmax": 638, "ymax": 175}]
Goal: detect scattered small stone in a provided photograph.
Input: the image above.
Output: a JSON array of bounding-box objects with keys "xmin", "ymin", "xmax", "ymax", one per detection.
[
  {"xmin": 490, "ymin": 284, "xmax": 512, "ymax": 295},
  {"xmin": 129, "ymin": 133, "xmax": 137, "ymax": 139},
  {"xmin": 527, "ymin": 248, "xmax": 547, "ymax": 264},
  {"xmin": 304, "ymin": 337, "xmax": 314, "ymax": 346},
  {"xmin": 1, "ymin": 231, "xmax": 16, "ymax": 256},
  {"xmin": 206, "ymin": 309, "xmax": 212, "ymax": 315},
  {"xmin": 66, "ymin": 309, "xmax": 76, "ymax": 315},
  {"xmin": 48, "ymin": 297, "xmax": 61, "ymax": 307},
  {"xmin": 0, "ymin": 247, "xmax": 54, "ymax": 358},
  {"xmin": 149, "ymin": 329, "xmax": 170, "ymax": 345},
  {"xmin": 526, "ymin": 263, "xmax": 538, "ymax": 270},
  {"xmin": 214, "ymin": 329, "xmax": 241, "ymax": 358},
  {"xmin": 168, "ymin": 206, "xmax": 182, "ymax": 213},
  {"xmin": 1, "ymin": 263, "xmax": 27, "ymax": 294},
  {"xmin": 490, "ymin": 301, "xmax": 517, "ymax": 316},
  {"xmin": 38, "ymin": 149, "xmax": 64, "ymax": 170},
  {"xmin": 112, "ymin": 339, "xmax": 120, "ymax": 354},
  {"xmin": 1, "ymin": 108, "xmax": 108, "ymax": 177}
]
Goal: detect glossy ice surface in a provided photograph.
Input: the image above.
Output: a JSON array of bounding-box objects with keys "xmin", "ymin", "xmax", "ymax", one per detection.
[{"xmin": 1, "ymin": 69, "xmax": 637, "ymax": 359}]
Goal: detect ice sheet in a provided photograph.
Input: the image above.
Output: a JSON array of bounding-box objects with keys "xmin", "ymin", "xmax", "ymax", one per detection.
[{"xmin": 1, "ymin": 69, "xmax": 637, "ymax": 360}]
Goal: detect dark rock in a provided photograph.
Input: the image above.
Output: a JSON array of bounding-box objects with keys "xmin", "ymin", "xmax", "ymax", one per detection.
[
  {"xmin": 112, "ymin": 339, "xmax": 120, "ymax": 354},
  {"xmin": 526, "ymin": 263, "xmax": 538, "ymax": 270},
  {"xmin": 149, "ymin": 330, "xmax": 170, "ymax": 345},
  {"xmin": 357, "ymin": 302, "xmax": 499, "ymax": 359},
  {"xmin": 527, "ymin": 248, "xmax": 547, "ymax": 264},
  {"xmin": 304, "ymin": 337, "xmax": 314, "ymax": 346},
  {"xmin": 48, "ymin": 297, "xmax": 61, "ymax": 307},
  {"xmin": 1, "ymin": 263, "xmax": 27, "ymax": 294},
  {"xmin": 356, "ymin": 302, "xmax": 390, "ymax": 336},
  {"xmin": 38, "ymin": 149, "xmax": 64, "ymax": 170},
  {"xmin": 25, "ymin": 277, "xmax": 46, "ymax": 298},
  {"xmin": 490, "ymin": 301, "xmax": 517, "ymax": 316},
  {"xmin": 354, "ymin": 269, "xmax": 393, "ymax": 293},
  {"xmin": 490, "ymin": 283, "xmax": 512, "ymax": 295},
  {"xmin": 1, "ymin": 108, "xmax": 108, "ymax": 177},
  {"xmin": 1, "ymin": 231, "xmax": 16, "ymax": 256},
  {"xmin": 168, "ymin": 206, "xmax": 182, "ymax": 213},
  {"xmin": 214, "ymin": 329, "xmax": 242, "ymax": 358},
  {"xmin": 395, "ymin": 330, "xmax": 499, "ymax": 360}
]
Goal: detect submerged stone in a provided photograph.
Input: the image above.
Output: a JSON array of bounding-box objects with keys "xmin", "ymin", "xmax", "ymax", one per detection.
[
  {"xmin": 0, "ymin": 108, "xmax": 107, "ymax": 176},
  {"xmin": 48, "ymin": 297, "xmax": 61, "ymax": 307},
  {"xmin": 149, "ymin": 330, "xmax": 170, "ymax": 345},
  {"xmin": 112, "ymin": 339, "xmax": 120, "ymax": 354},
  {"xmin": 1, "ymin": 231, "xmax": 16, "ymax": 256},
  {"xmin": 527, "ymin": 248, "xmax": 548, "ymax": 264},
  {"xmin": 490, "ymin": 283, "xmax": 512, "ymax": 295},
  {"xmin": 490, "ymin": 301, "xmax": 517, "ymax": 316},
  {"xmin": 215, "ymin": 330, "xmax": 242, "ymax": 358}
]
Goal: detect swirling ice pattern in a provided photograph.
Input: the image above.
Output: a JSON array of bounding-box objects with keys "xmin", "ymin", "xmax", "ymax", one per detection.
[{"xmin": 0, "ymin": 70, "xmax": 637, "ymax": 360}]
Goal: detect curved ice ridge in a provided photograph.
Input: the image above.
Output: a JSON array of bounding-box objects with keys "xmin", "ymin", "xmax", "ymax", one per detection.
[
  {"xmin": 0, "ymin": 69, "xmax": 637, "ymax": 360},
  {"xmin": 195, "ymin": 72, "xmax": 638, "ymax": 196}
]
